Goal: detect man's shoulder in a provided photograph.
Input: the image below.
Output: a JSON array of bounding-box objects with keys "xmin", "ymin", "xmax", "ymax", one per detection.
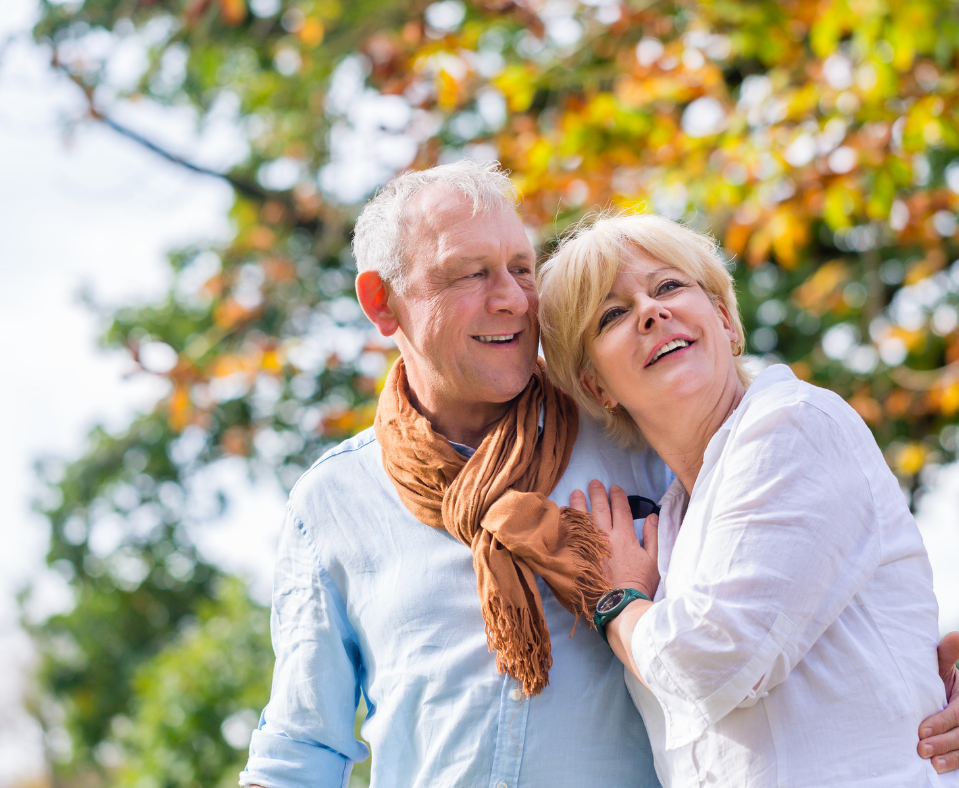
[{"xmin": 288, "ymin": 427, "xmax": 383, "ymax": 507}]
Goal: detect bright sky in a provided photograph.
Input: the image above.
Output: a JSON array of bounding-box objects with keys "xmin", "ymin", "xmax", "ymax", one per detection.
[
  {"xmin": 0, "ymin": 0, "xmax": 957, "ymax": 784},
  {"xmin": 0, "ymin": 1, "xmax": 286, "ymax": 781}
]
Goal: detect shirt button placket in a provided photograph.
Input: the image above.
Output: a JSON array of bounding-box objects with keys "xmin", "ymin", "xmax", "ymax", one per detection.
[{"xmin": 488, "ymin": 678, "xmax": 529, "ymax": 788}]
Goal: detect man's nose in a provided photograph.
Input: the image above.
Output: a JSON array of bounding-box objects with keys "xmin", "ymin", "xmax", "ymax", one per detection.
[{"xmin": 487, "ymin": 269, "xmax": 529, "ymax": 315}]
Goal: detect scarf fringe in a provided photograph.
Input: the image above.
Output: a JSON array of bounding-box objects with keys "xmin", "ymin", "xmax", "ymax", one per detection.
[
  {"xmin": 482, "ymin": 597, "xmax": 553, "ymax": 697},
  {"xmin": 557, "ymin": 506, "xmax": 612, "ymax": 621}
]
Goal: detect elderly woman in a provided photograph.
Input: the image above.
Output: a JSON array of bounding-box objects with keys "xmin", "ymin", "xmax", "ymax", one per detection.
[{"xmin": 537, "ymin": 212, "xmax": 957, "ymax": 787}]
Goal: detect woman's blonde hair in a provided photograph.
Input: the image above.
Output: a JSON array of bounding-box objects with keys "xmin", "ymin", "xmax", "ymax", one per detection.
[{"xmin": 537, "ymin": 211, "xmax": 751, "ymax": 447}]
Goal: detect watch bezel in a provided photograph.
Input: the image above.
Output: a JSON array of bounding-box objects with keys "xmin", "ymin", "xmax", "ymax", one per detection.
[{"xmin": 596, "ymin": 588, "xmax": 627, "ymax": 614}]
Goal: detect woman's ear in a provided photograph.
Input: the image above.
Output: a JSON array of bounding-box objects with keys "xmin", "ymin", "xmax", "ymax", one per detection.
[
  {"xmin": 581, "ymin": 369, "xmax": 616, "ymax": 410},
  {"xmin": 716, "ymin": 300, "xmax": 739, "ymax": 343},
  {"xmin": 356, "ymin": 271, "xmax": 400, "ymax": 337}
]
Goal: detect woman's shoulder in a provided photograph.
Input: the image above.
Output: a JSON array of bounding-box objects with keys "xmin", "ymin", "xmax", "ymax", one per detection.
[
  {"xmin": 730, "ymin": 364, "xmax": 875, "ymax": 460},
  {"xmin": 739, "ymin": 364, "xmax": 858, "ymax": 428}
]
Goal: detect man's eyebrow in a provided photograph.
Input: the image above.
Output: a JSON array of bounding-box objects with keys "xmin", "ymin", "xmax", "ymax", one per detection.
[{"xmin": 450, "ymin": 250, "xmax": 534, "ymax": 265}]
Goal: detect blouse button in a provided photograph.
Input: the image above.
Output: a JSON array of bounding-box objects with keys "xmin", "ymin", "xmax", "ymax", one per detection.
[
  {"xmin": 496, "ymin": 782, "xmax": 508, "ymax": 788},
  {"xmin": 509, "ymin": 688, "xmax": 523, "ymax": 701}
]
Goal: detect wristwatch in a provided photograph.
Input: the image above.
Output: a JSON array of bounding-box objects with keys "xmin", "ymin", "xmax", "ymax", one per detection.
[{"xmin": 593, "ymin": 588, "xmax": 651, "ymax": 644}]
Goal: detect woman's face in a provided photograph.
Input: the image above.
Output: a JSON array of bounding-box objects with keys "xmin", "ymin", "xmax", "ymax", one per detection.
[{"xmin": 582, "ymin": 248, "xmax": 739, "ymax": 422}]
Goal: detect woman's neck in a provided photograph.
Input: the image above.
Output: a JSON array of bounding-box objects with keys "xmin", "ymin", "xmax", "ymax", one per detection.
[{"xmin": 636, "ymin": 374, "xmax": 746, "ymax": 495}]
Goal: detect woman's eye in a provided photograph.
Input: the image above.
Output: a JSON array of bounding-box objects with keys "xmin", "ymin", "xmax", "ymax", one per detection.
[
  {"xmin": 657, "ymin": 279, "xmax": 684, "ymax": 295},
  {"xmin": 598, "ymin": 307, "xmax": 625, "ymax": 330}
]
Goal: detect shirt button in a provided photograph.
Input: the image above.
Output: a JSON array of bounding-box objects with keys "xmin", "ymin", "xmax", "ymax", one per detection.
[
  {"xmin": 496, "ymin": 782, "xmax": 508, "ymax": 788},
  {"xmin": 509, "ymin": 688, "xmax": 522, "ymax": 701}
]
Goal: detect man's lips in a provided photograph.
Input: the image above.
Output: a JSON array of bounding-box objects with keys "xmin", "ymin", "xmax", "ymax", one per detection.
[
  {"xmin": 472, "ymin": 330, "xmax": 522, "ymax": 345},
  {"xmin": 645, "ymin": 334, "xmax": 695, "ymax": 367}
]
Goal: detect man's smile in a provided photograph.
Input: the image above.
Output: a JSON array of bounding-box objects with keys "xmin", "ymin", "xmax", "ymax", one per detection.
[{"xmin": 472, "ymin": 332, "xmax": 521, "ymax": 345}]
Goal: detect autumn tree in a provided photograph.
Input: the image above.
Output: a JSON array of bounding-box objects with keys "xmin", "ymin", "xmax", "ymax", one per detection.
[{"xmin": 23, "ymin": 0, "xmax": 959, "ymax": 786}]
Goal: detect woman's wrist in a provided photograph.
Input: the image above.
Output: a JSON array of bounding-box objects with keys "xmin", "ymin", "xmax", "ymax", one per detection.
[
  {"xmin": 610, "ymin": 579, "xmax": 656, "ymax": 599},
  {"xmin": 605, "ymin": 598, "xmax": 654, "ymax": 688}
]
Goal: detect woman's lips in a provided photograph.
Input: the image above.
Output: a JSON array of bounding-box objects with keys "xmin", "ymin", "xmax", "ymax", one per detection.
[{"xmin": 645, "ymin": 337, "xmax": 695, "ymax": 367}]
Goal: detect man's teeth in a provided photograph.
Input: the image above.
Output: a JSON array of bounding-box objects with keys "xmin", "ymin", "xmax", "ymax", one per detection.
[
  {"xmin": 652, "ymin": 338, "xmax": 690, "ymax": 362},
  {"xmin": 475, "ymin": 334, "xmax": 515, "ymax": 343}
]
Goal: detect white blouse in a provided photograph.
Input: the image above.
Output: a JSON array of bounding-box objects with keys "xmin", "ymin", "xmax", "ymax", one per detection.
[{"xmin": 626, "ymin": 364, "xmax": 955, "ymax": 788}]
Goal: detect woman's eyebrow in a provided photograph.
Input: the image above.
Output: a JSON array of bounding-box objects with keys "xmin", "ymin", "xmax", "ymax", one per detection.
[
  {"xmin": 601, "ymin": 266, "xmax": 680, "ymax": 302},
  {"xmin": 644, "ymin": 266, "xmax": 680, "ymax": 280}
]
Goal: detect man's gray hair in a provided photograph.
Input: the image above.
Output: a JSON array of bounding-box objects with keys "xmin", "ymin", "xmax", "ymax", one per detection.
[{"xmin": 352, "ymin": 159, "xmax": 519, "ymax": 293}]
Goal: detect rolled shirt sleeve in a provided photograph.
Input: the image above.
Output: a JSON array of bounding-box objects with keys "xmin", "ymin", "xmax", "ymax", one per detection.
[
  {"xmin": 240, "ymin": 505, "xmax": 369, "ymax": 788},
  {"xmin": 631, "ymin": 399, "xmax": 883, "ymax": 750}
]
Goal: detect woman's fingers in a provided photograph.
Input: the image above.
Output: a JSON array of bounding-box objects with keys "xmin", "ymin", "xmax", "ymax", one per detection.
[
  {"xmin": 569, "ymin": 489, "xmax": 588, "ymax": 514},
  {"xmin": 609, "ymin": 485, "xmax": 635, "ymax": 536},
  {"xmin": 643, "ymin": 513, "xmax": 659, "ymax": 562},
  {"xmin": 587, "ymin": 480, "xmax": 613, "ymax": 532}
]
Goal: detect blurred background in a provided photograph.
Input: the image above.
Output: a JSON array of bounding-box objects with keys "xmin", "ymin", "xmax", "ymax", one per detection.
[{"xmin": 2, "ymin": 0, "xmax": 959, "ymax": 785}]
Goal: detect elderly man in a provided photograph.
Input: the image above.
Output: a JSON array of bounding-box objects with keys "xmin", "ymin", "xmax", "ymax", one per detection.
[{"xmin": 241, "ymin": 160, "xmax": 959, "ymax": 788}]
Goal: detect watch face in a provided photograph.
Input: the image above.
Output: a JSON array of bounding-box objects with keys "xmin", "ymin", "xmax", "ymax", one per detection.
[{"xmin": 597, "ymin": 588, "xmax": 626, "ymax": 614}]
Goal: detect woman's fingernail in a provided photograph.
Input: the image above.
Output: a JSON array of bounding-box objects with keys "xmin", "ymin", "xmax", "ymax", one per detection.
[
  {"xmin": 920, "ymin": 726, "xmax": 933, "ymax": 738},
  {"xmin": 934, "ymin": 757, "xmax": 946, "ymax": 772},
  {"xmin": 921, "ymin": 743, "xmax": 934, "ymax": 757}
]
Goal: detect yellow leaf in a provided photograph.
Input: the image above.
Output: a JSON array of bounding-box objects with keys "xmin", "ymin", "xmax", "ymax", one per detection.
[
  {"xmin": 895, "ymin": 443, "xmax": 925, "ymax": 476},
  {"xmin": 298, "ymin": 18, "xmax": 325, "ymax": 47}
]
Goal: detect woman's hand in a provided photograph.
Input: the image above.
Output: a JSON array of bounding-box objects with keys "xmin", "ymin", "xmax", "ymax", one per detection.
[{"xmin": 570, "ymin": 480, "xmax": 660, "ymax": 599}]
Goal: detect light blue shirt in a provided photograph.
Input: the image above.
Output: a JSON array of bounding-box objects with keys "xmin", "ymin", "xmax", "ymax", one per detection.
[{"xmin": 240, "ymin": 412, "xmax": 670, "ymax": 788}]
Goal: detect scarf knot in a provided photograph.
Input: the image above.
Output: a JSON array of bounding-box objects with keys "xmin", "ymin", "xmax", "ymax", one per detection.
[{"xmin": 374, "ymin": 357, "xmax": 610, "ymax": 696}]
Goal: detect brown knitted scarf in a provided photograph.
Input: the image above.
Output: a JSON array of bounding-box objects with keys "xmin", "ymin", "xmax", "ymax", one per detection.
[{"xmin": 374, "ymin": 356, "xmax": 610, "ymax": 696}]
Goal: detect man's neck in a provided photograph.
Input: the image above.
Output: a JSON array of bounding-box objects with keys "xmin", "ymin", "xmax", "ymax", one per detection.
[{"xmin": 407, "ymin": 386, "xmax": 511, "ymax": 449}]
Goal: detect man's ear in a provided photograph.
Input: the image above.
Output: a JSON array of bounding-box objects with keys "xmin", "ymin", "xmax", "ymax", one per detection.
[
  {"xmin": 356, "ymin": 270, "xmax": 400, "ymax": 337},
  {"xmin": 581, "ymin": 369, "xmax": 615, "ymax": 410}
]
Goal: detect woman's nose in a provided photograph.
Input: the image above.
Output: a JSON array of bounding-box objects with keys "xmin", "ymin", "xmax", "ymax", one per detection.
[{"xmin": 637, "ymin": 295, "xmax": 670, "ymax": 331}]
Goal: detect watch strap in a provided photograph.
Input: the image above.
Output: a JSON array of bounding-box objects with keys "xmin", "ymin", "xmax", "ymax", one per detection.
[{"xmin": 594, "ymin": 588, "xmax": 651, "ymax": 644}]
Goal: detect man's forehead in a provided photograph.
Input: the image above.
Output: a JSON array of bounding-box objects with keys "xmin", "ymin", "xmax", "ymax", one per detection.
[{"xmin": 406, "ymin": 186, "xmax": 530, "ymax": 256}]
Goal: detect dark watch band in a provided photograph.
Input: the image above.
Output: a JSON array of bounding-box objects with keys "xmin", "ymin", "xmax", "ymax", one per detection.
[{"xmin": 593, "ymin": 588, "xmax": 651, "ymax": 645}]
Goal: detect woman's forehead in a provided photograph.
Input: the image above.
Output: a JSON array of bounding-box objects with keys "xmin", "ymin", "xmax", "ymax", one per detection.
[{"xmin": 610, "ymin": 252, "xmax": 685, "ymax": 282}]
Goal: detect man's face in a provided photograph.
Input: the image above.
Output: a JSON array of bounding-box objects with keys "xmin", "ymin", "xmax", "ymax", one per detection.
[{"xmin": 390, "ymin": 188, "xmax": 540, "ymax": 417}]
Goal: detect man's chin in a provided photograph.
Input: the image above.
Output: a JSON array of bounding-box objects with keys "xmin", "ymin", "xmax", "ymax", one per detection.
[{"xmin": 479, "ymin": 361, "xmax": 540, "ymax": 403}]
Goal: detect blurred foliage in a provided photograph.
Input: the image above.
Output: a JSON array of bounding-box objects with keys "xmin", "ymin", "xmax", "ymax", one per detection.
[{"xmin": 21, "ymin": 0, "xmax": 959, "ymax": 786}]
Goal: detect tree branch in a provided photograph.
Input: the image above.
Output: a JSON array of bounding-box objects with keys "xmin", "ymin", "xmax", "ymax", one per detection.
[
  {"xmin": 51, "ymin": 55, "xmax": 293, "ymax": 208},
  {"xmin": 93, "ymin": 111, "xmax": 270, "ymax": 202}
]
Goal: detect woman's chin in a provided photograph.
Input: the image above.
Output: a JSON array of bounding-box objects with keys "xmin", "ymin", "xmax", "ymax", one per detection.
[{"xmin": 631, "ymin": 359, "xmax": 714, "ymax": 405}]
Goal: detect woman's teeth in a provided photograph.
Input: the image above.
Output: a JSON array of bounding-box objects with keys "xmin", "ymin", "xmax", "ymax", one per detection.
[{"xmin": 651, "ymin": 338, "xmax": 690, "ymax": 363}]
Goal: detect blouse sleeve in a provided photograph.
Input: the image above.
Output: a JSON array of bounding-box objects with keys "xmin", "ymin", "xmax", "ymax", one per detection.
[{"xmin": 630, "ymin": 398, "xmax": 882, "ymax": 750}]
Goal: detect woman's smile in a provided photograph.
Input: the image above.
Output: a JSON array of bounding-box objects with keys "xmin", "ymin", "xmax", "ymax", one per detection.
[{"xmin": 645, "ymin": 335, "xmax": 696, "ymax": 367}]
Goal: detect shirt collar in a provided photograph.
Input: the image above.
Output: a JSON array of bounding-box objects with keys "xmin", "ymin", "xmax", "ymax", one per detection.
[{"xmin": 448, "ymin": 403, "xmax": 546, "ymax": 460}]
